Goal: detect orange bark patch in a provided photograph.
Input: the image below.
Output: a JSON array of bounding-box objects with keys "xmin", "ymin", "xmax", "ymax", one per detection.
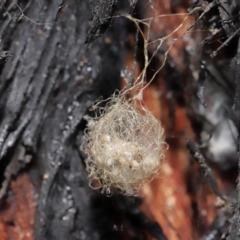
[{"xmin": 0, "ymin": 173, "xmax": 36, "ymax": 240}]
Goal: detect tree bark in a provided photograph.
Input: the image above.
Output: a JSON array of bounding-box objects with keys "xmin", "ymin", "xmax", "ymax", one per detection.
[
  {"xmin": 0, "ymin": 1, "xmax": 165, "ymax": 239},
  {"xmin": 1, "ymin": 0, "xmax": 240, "ymax": 239}
]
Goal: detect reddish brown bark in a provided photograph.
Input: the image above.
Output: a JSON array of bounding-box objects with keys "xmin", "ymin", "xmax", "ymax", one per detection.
[{"xmin": 0, "ymin": 173, "xmax": 36, "ymax": 240}]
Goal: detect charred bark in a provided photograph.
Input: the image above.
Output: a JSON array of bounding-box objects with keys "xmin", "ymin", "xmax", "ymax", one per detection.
[{"xmin": 0, "ymin": 0, "xmax": 165, "ymax": 239}]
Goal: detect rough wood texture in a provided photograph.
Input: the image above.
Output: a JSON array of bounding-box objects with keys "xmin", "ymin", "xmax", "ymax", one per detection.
[
  {"xmin": 1, "ymin": 0, "xmax": 240, "ymax": 239},
  {"xmin": 0, "ymin": 0, "xmax": 168, "ymax": 239}
]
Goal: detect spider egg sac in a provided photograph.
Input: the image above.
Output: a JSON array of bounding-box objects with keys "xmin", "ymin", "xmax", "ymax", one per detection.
[{"xmin": 81, "ymin": 99, "xmax": 166, "ymax": 195}]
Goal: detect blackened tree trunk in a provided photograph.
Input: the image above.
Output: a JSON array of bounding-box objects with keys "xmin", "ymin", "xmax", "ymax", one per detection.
[
  {"xmin": 0, "ymin": 1, "xmax": 165, "ymax": 239},
  {"xmin": 3, "ymin": 1, "xmax": 240, "ymax": 239}
]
